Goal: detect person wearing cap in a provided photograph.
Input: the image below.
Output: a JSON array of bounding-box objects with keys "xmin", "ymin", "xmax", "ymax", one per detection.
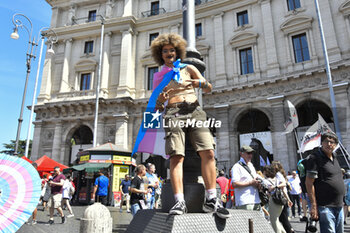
[{"xmin": 231, "ymin": 145, "xmax": 262, "ymax": 210}]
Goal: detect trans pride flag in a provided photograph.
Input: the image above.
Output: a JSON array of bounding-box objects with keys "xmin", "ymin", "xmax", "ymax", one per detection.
[{"xmin": 132, "ymin": 60, "xmax": 187, "ymax": 159}]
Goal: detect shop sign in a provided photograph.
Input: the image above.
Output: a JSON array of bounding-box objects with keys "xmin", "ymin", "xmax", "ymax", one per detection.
[
  {"xmin": 90, "ymin": 155, "xmax": 111, "ymax": 160},
  {"xmin": 112, "ymin": 155, "xmax": 131, "ymax": 161},
  {"xmin": 80, "ymin": 155, "xmax": 90, "ymax": 162}
]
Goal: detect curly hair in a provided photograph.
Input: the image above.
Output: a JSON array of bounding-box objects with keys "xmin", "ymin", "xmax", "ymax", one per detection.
[
  {"xmin": 150, "ymin": 33, "xmax": 187, "ymax": 66},
  {"xmin": 272, "ymin": 161, "xmax": 287, "ymax": 179},
  {"xmin": 263, "ymin": 165, "xmax": 276, "ymax": 178}
]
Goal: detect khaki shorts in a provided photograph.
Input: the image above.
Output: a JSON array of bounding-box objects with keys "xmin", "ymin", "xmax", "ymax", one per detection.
[
  {"xmin": 164, "ymin": 104, "xmax": 216, "ymax": 156},
  {"xmin": 48, "ymin": 193, "xmax": 62, "ymax": 209}
]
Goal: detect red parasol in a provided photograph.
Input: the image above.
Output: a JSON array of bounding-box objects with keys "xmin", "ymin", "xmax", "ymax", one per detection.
[{"xmin": 35, "ymin": 155, "xmax": 68, "ymax": 172}]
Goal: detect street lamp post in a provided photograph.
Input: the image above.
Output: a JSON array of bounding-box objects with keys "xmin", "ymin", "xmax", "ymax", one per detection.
[
  {"xmin": 24, "ymin": 28, "xmax": 57, "ymax": 158},
  {"xmin": 11, "ymin": 13, "xmax": 37, "ymax": 156},
  {"xmin": 93, "ymin": 15, "xmax": 105, "ymax": 148}
]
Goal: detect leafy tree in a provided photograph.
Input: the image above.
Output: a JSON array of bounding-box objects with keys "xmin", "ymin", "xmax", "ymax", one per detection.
[{"xmin": 0, "ymin": 140, "xmax": 32, "ymax": 158}]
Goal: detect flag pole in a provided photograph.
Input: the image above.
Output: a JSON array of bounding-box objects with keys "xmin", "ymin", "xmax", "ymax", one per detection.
[
  {"xmin": 293, "ymin": 129, "xmax": 303, "ymax": 160},
  {"xmin": 314, "ymin": 0, "xmax": 342, "ymax": 141},
  {"xmin": 338, "ymin": 142, "xmax": 350, "ymax": 169}
]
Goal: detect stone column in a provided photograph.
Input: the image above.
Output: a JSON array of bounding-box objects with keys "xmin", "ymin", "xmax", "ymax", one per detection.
[
  {"xmin": 31, "ymin": 121, "xmax": 42, "ymax": 161},
  {"xmin": 51, "ymin": 7, "xmax": 59, "ymax": 28},
  {"xmin": 284, "ymin": 36, "xmax": 293, "ymax": 73},
  {"xmin": 232, "ymin": 48, "xmax": 239, "ymax": 82},
  {"xmin": 52, "ymin": 121, "xmax": 63, "ymax": 161},
  {"xmin": 114, "ymin": 114, "xmax": 129, "ymax": 150},
  {"xmin": 105, "ymin": 0, "xmax": 114, "ymax": 18},
  {"xmin": 37, "ymin": 49, "xmax": 54, "ymax": 103},
  {"xmin": 259, "ymin": 0, "xmax": 280, "ymax": 77},
  {"xmin": 317, "ymin": 0, "xmax": 341, "ymax": 62},
  {"xmin": 345, "ymin": 17, "xmax": 350, "ymax": 43},
  {"xmin": 101, "ymin": 32, "xmax": 112, "ymax": 94},
  {"xmin": 97, "ymin": 118, "xmax": 106, "ymax": 146},
  {"xmin": 60, "ymin": 39, "xmax": 73, "ymax": 93},
  {"xmin": 123, "ymin": 0, "xmax": 132, "ymax": 17},
  {"xmin": 60, "ymin": 146, "xmax": 66, "ymax": 165},
  {"xmin": 212, "ymin": 12, "xmax": 227, "ymax": 87},
  {"xmin": 215, "ymin": 105, "xmax": 230, "ymax": 168},
  {"xmin": 306, "ymin": 30, "xmax": 318, "ymax": 66},
  {"xmin": 253, "ymin": 44, "xmax": 261, "ymax": 78},
  {"xmin": 334, "ymin": 84, "xmax": 350, "ymax": 148},
  {"xmin": 268, "ymin": 97, "xmax": 290, "ymax": 171},
  {"xmin": 117, "ymin": 29, "xmax": 135, "ymax": 97},
  {"xmin": 169, "ymin": 24, "xmax": 181, "ymax": 34}
]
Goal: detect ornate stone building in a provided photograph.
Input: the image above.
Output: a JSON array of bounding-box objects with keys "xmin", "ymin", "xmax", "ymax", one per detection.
[{"xmin": 33, "ymin": 0, "xmax": 350, "ymax": 172}]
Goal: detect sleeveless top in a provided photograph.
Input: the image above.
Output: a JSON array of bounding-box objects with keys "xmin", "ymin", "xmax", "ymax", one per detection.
[{"xmin": 163, "ymin": 67, "xmax": 196, "ymax": 99}]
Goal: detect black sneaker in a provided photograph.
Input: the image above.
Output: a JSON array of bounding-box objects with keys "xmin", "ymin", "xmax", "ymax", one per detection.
[
  {"xmin": 169, "ymin": 201, "xmax": 187, "ymax": 215},
  {"xmin": 61, "ymin": 215, "xmax": 66, "ymax": 224},
  {"xmin": 46, "ymin": 219, "xmax": 54, "ymax": 225},
  {"xmin": 203, "ymin": 198, "xmax": 231, "ymax": 219}
]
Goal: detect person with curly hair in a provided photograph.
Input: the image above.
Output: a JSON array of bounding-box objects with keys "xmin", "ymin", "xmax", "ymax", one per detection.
[
  {"xmin": 149, "ymin": 33, "xmax": 230, "ymax": 219},
  {"xmin": 264, "ymin": 165, "xmax": 287, "ymax": 233},
  {"xmin": 272, "ymin": 161, "xmax": 294, "ymax": 233}
]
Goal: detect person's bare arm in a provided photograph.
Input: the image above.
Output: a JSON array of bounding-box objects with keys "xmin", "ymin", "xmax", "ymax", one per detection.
[
  {"xmin": 186, "ymin": 65, "xmax": 212, "ymax": 93},
  {"xmin": 130, "ymin": 187, "xmax": 148, "ymax": 194},
  {"xmin": 306, "ymin": 176, "xmax": 318, "ymax": 220},
  {"xmin": 92, "ymin": 185, "xmax": 98, "ymax": 198}
]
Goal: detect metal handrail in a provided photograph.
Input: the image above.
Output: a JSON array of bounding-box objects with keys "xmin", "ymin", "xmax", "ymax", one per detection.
[{"xmin": 141, "ymin": 8, "xmax": 166, "ymax": 17}]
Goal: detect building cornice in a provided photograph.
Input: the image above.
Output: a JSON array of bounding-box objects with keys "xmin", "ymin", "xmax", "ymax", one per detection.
[
  {"xmin": 45, "ymin": 0, "xmax": 107, "ymax": 8},
  {"xmin": 50, "ymin": 16, "xmax": 136, "ymax": 39}
]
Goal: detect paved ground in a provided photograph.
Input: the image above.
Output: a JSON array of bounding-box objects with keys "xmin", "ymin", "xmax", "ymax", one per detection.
[
  {"xmin": 18, "ymin": 205, "xmax": 132, "ymax": 233},
  {"xmin": 18, "ymin": 205, "xmax": 350, "ymax": 233}
]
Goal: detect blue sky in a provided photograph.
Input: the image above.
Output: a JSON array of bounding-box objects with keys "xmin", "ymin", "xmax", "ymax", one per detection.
[{"xmin": 0, "ymin": 1, "xmax": 51, "ymax": 152}]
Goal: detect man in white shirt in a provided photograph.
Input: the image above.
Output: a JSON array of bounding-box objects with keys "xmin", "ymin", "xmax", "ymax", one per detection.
[
  {"xmin": 231, "ymin": 145, "xmax": 261, "ymax": 210},
  {"xmin": 288, "ymin": 170, "xmax": 302, "ymax": 217}
]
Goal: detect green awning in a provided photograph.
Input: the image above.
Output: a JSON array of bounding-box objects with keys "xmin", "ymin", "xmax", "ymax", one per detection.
[{"xmin": 63, "ymin": 163, "xmax": 111, "ymax": 173}]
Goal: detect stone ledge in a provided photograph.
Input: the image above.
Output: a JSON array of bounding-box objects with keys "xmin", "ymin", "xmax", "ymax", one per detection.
[{"xmin": 126, "ymin": 209, "xmax": 273, "ymax": 233}]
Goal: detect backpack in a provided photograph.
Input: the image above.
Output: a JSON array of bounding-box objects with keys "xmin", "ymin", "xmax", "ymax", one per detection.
[
  {"xmin": 297, "ymin": 148, "xmax": 326, "ymax": 193},
  {"xmin": 297, "ymin": 158, "xmax": 307, "ymax": 193}
]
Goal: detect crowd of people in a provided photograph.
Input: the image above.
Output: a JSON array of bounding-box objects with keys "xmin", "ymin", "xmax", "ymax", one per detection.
[
  {"xmin": 213, "ymin": 132, "xmax": 347, "ymax": 233},
  {"xmin": 26, "ymin": 131, "xmax": 348, "ymax": 233}
]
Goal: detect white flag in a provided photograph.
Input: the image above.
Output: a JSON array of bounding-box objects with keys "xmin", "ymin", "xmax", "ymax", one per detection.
[
  {"xmin": 284, "ymin": 100, "xmax": 299, "ymax": 134},
  {"xmin": 299, "ymin": 114, "xmax": 335, "ymax": 153},
  {"xmin": 318, "ymin": 114, "xmax": 333, "ymax": 134},
  {"xmin": 300, "ymin": 120, "xmax": 321, "ymax": 153}
]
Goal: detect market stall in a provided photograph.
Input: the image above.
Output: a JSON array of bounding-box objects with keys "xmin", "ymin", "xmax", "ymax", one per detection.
[{"xmin": 63, "ymin": 143, "xmax": 136, "ymax": 205}]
